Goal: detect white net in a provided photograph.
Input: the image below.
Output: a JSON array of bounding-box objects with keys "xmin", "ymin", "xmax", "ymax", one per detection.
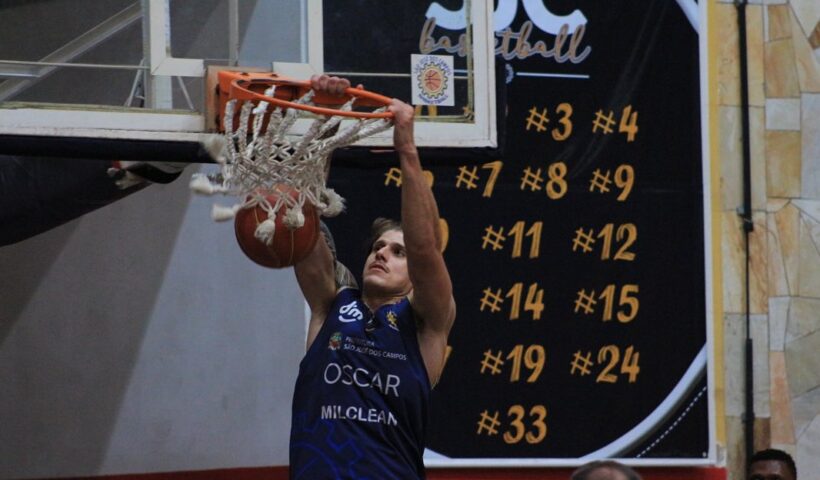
[{"xmin": 191, "ymin": 87, "xmax": 392, "ymax": 245}]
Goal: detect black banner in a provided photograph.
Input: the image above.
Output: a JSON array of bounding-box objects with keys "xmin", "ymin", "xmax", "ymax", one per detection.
[{"xmin": 324, "ymin": 0, "xmax": 709, "ymax": 460}]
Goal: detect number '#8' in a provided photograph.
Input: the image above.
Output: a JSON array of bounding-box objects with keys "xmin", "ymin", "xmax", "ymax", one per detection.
[{"xmin": 546, "ymin": 162, "xmax": 567, "ymax": 199}]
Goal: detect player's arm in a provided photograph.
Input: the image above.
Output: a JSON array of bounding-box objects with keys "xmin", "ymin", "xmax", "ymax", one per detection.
[
  {"xmin": 293, "ymin": 74, "xmax": 355, "ymax": 349},
  {"xmin": 391, "ymin": 100, "xmax": 456, "ymax": 385},
  {"xmin": 293, "ymin": 225, "xmax": 338, "ymax": 349}
]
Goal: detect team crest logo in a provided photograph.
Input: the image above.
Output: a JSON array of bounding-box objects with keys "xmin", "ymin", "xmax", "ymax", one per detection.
[
  {"xmin": 386, "ymin": 311, "xmax": 400, "ymax": 331},
  {"xmin": 411, "ymin": 54, "xmax": 454, "ymax": 106},
  {"xmin": 328, "ymin": 332, "xmax": 343, "ymax": 351}
]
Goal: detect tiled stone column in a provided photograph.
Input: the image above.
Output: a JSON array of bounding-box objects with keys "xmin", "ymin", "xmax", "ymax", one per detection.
[{"xmin": 715, "ymin": 0, "xmax": 820, "ymax": 477}]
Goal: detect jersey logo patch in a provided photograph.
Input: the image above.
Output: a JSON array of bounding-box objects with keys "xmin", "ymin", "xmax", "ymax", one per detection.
[
  {"xmin": 386, "ymin": 311, "xmax": 400, "ymax": 331},
  {"xmin": 328, "ymin": 332, "xmax": 343, "ymax": 351},
  {"xmin": 338, "ymin": 301, "xmax": 364, "ymax": 323}
]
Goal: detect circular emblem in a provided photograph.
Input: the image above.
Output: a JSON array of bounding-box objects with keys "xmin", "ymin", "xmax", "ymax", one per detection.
[
  {"xmin": 421, "ymin": 65, "xmax": 445, "ymax": 97},
  {"xmin": 414, "ymin": 55, "xmax": 452, "ymax": 105}
]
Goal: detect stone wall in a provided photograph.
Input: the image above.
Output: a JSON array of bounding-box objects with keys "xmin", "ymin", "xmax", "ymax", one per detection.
[{"xmin": 714, "ymin": 0, "xmax": 819, "ymax": 477}]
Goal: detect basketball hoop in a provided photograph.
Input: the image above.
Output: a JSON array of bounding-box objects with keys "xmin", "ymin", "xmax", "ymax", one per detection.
[{"xmin": 191, "ymin": 71, "xmax": 394, "ymax": 250}]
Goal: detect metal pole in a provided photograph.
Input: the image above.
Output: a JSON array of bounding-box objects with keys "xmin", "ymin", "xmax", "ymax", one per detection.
[{"xmin": 735, "ymin": 0, "xmax": 755, "ymax": 477}]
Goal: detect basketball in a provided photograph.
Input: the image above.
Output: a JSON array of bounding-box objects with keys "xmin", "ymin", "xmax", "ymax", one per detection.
[{"xmin": 234, "ymin": 185, "xmax": 320, "ymax": 268}]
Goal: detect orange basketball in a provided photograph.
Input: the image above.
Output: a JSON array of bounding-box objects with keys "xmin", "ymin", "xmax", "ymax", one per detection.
[{"xmin": 234, "ymin": 185, "xmax": 320, "ymax": 268}]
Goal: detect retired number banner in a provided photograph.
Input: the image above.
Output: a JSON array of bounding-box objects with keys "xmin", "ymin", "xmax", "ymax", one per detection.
[{"xmin": 326, "ymin": 0, "xmax": 710, "ymax": 462}]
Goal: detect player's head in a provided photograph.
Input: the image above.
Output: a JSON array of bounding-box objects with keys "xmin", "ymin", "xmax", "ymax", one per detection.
[
  {"xmin": 749, "ymin": 449, "xmax": 796, "ymax": 480},
  {"xmin": 571, "ymin": 460, "xmax": 642, "ymax": 480},
  {"xmin": 362, "ymin": 218, "xmax": 410, "ymax": 296}
]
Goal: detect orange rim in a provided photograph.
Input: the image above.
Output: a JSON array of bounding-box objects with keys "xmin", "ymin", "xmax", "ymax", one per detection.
[{"xmin": 220, "ymin": 71, "xmax": 394, "ymax": 119}]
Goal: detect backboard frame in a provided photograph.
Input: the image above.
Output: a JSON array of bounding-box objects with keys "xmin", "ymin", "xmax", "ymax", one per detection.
[{"xmin": 0, "ymin": 0, "xmax": 497, "ymax": 159}]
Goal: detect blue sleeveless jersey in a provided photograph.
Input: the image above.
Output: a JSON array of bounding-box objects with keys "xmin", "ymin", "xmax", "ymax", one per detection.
[{"xmin": 290, "ymin": 288, "xmax": 431, "ymax": 480}]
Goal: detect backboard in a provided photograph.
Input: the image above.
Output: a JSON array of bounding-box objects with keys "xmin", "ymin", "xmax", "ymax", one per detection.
[{"xmin": 0, "ymin": 0, "xmax": 496, "ymax": 161}]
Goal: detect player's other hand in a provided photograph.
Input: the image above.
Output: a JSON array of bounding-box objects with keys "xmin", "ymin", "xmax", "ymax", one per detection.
[
  {"xmin": 388, "ymin": 99, "xmax": 416, "ymax": 155},
  {"xmin": 310, "ymin": 74, "xmax": 350, "ymax": 97}
]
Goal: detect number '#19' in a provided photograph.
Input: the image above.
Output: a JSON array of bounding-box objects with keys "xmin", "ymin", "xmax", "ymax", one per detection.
[{"xmin": 507, "ymin": 344, "xmax": 546, "ymax": 383}]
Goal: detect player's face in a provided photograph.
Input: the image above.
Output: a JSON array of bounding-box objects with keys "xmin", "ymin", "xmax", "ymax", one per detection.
[
  {"xmin": 749, "ymin": 460, "xmax": 795, "ymax": 480},
  {"xmin": 362, "ymin": 229, "xmax": 411, "ymax": 295}
]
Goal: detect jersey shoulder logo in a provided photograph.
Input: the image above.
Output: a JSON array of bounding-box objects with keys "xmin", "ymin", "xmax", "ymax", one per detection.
[
  {"xmin": 338, "ymin": 300, "xmax": 364, "ymax": 323},
  {"xmin": 386, "ymin": 311, "xmax": 400, "ymax": 331}
]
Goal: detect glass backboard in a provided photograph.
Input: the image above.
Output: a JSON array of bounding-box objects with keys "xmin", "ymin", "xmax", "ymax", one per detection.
[{"xmin": 0, "ymin": 0, "xmax": 495, "ymax": 160}]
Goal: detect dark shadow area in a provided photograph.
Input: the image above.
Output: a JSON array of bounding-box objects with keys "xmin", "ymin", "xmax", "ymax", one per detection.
[
  {"xmin": 0, "ymin": 216, "xmax": 78, "ymax": 342},
  {"xmin": 0, "ymin": 170, "xmax": 194, "ymax": 477}
]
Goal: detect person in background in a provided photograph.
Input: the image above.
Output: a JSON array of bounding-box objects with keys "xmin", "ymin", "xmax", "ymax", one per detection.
[
  {"xmin": 570, "ymin": 460, "xmax": 642, "ymax": 480},
  {"xmin": 749, "ymin": 448, "xmax": 797, "ymax": 480}
]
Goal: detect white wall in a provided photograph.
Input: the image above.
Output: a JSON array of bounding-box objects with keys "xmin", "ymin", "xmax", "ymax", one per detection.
[
  {"xmin": 0, "ymin": 168, "xmax": 306, "ymax": 478},
  {"xmin": 0, "ymin": 3, "xmax": 310, "ymax": 476}
]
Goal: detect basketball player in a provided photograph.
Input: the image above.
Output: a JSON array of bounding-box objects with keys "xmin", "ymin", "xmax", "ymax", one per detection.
[{"xmin": 289, "ymin": 75, "xmax": 456, "ymax": 479}]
